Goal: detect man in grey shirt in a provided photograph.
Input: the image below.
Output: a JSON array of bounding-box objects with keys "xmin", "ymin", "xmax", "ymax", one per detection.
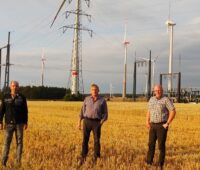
[
  {"xmin": 146, "ymin": 84, "xmax": 176, "ymax": 170},
  {"xmin": 78, "ymin": 84, "xmax": 108, "ymax": 166}
]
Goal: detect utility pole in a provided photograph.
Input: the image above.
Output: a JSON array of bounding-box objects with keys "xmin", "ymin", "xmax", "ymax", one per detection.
[
  {"xmin": 51, "ymin": 0, "xmax": 92, "ymax": 95},
  {"xmin": 133, "ymin": 51, "xmax": 152, "ymax": 101},
  {"xmin": 0, "ymin": 46, "xmax": 7, "ymax": 91},
  {"xmin": 179, "ymin": 54, "xmax": 181, "ymax": 73},
  {"xmin": 4, "ymin": 32, "xmax": 11, "ymax": 92},
  {"xmin": 152, "ymin": 56, "xmax": 158, "ymax": 88},
  {"xmin": 71, "ymin": 0, "xmax": 81, "ymax": 95},
  {"xmin": 133, "ymin": 59, "xmax": 136, "ymax": 101},
  {"xmin": 0, "ymin": 49, "xmax": 1, "ymax": 90},
  {"xmin": 110, "ymin": 83, "xmax": 113, "ymax": 98}
]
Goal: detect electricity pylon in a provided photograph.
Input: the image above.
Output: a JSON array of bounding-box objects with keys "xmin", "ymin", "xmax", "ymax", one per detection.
[{"xmin": 51, "ymin": 0, "xmax": 92, "ymax": 95}]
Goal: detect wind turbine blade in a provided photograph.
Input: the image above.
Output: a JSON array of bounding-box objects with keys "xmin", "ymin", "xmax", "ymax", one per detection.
[
  {"xmin": 168, "ymin": 0, "xmax": 171, "ymax": 20},
  {"xmin": 42, "ymin": 48, "xmax": 45, "ymax": 59},
  {"xmin": 124, "ymin": 24, "xmax": 126, "ymax": 42},
  {"xmin": 50, "ymin": 0, "xmax": 67, "ymax": 28},
  {"xmin": 123, "ymin": 22, "xmax": 128, "ymax": 43},
  {"xmin": 165, "ymin": 21, "xmax": 169, "ymax": 33}
]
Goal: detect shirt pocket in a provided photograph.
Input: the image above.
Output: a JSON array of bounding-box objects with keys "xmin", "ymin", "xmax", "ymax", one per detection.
[
  {"xmin": 14, "ymin": 99, "xmax": 23, "ymax": 106},
  {"xmin": 157, "ymin": 101, "xmax": 166, "ymax": 111}
]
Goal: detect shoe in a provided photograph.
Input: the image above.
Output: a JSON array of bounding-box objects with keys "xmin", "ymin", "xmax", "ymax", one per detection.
[
  {"xmin": 159, "ymin": 165, "xmax": 163, "ymax": 170},
  {"xmin": 1, "ymin": 161, "xmax": 6, "ymax": 167},
  {"xmin": 16, "ymin": 161, "xmax": 21, "ymax": 168},
  {"xmin": 92, "ymin": 157, "xmax": 98, "ymax": 165},
  {"xmin": 145, "ymin": 160, "xmax": 152, "ymax": 165},
  {"xmin": 78, "ymin": 157, "xmax": 85, "ymax": 168}
]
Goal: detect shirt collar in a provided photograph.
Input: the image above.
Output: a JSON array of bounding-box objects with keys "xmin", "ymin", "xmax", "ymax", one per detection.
[
  {"xmin": 90, "ymin": 95, "xmax": 100, "ymax": 100},
  {"xmin": 10, "ymin": 93, "xmax": 19, "ymax": 98},
  {"xmin": 154, "ymin": 95, "xmax": 164, "ymax": 100}
]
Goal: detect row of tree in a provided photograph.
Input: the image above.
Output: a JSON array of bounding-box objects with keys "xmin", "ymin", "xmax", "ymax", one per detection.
[
  {"xmin": 19, "ymin": 86, "xmax": 66, "ymax": 100},
  {"xmin": 0, "ymin": 86, "xmax": 84, "ymax": 101}
]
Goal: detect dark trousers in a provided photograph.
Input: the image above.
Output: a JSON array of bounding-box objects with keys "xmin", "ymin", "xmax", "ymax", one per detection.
[
  {"xmin": 147, "ymin": 123, "xmax": 168, "ymax": 166},
  {"xmin": 81, "ymin": 119, "xmax": 101, "ymax": 159},
  {"xmin": 2, "ymin": 124, "xmax": 24, "ymax": 165}
]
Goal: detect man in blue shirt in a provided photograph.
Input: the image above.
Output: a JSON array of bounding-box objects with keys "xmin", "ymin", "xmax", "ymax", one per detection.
[{"xmin": 78, "ymin": 84, "xmax": 108, "ymax": 166}]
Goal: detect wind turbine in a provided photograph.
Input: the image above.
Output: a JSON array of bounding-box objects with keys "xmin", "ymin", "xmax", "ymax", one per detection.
[
  {"xmin": 122, "ymin": 23, "xmax": 130, "ymax": 99},
  {"xmin": 41, "ymin": 48, "xmax": 46, "ymax": 87},
  {"xmin": 165, "ymin": 0, "xmax": 176, "ymax": 94}
]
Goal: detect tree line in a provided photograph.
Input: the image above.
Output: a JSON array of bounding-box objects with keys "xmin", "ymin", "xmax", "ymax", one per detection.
[{"xmin": 0, "ymin": 86, "xmax": 84, "ymax": 101}]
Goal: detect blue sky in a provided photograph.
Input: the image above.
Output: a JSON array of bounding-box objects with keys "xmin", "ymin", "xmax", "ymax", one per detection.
[{"xmin": 0, "ymin": 0, "xmax": 200, "ymax": 94}]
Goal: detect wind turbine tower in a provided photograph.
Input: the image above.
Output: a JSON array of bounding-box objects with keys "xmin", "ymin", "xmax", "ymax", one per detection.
[
  {"xmin": 165, "ymin": 2, "xmax": 176, "ymax": 93},
  {"xmin": 51, "ymin": 0, "xmax": 92, "ymax": 95},
  {"xmin": 41, "ymin": 48, "xmax": 46, "ymax": 87},
  {"xmin": 122, "ymin": 23, "xmax": 130, "ymax": 99}
]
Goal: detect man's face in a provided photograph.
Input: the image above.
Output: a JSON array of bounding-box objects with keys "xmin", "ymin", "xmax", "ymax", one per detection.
[
  {"xmin": 90, "ymin": 86, "xmax": 99, "ymax": 97},
  {"xmin": 10, "ymin": 82, "xmax": 19, "ymax": 94},
  {"xmin": 154, "ymin": 86, "xmax": 163, "ymax": 99}
]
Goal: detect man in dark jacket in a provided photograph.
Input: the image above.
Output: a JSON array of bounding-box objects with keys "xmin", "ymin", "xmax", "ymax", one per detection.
[{"xmin": 0, "ymin": 81, "xmax": 28, "ymax": 167}]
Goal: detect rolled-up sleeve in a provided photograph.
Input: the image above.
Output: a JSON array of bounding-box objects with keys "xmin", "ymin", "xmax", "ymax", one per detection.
[
  {"xmin": 166, "ymin": 98, "xmax": 175, "ymax": 111},
  {"xmin": 24, "ymin": 97, "xmax": 28, "ymax": 124},
  {"xmin": 80, "ymin": 99, "xmax": 86, "ymax": 120}
]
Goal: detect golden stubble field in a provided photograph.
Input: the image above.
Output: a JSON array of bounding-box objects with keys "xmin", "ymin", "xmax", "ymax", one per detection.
[{"xmin": 0, "ymin": 101, "xmax": 200, "ymax": 170}]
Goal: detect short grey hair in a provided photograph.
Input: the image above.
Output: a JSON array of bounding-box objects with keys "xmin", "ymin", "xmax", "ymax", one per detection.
[
  {"xmin": 90, "ymin": 83, "xmax": 99, "ymax": 91},
  {"xmin": 10, "ymin": 80, "xmax": 19, "ymax": 87}
]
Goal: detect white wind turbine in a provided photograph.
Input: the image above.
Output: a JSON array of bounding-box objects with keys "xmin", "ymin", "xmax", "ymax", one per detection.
[
  {"xmin": 165, "ymin": 0, "xmax": 176, "ymax": 93},
  {"xmin": 122, "ymin": 23, "xmax": 130, "ymax": 99}
]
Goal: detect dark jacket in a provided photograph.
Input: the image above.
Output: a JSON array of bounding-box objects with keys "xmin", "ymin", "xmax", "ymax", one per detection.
[{"xmin": 0, "ymin": 93, "xmax": 28, "ymax": 124}]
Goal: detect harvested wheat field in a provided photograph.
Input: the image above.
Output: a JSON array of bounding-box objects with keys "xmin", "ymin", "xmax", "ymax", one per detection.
[{"xmin": 0, "ymin": 101, "xmax": 200, "ymax": 170}]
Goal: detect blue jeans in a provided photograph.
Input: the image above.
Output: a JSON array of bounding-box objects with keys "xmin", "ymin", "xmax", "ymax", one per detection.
[{"xmin": 2, "ymin": 124, "xmax": 24, "ymax": 165}]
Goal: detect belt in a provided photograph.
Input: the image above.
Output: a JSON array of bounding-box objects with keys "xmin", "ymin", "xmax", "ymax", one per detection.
[
  {"xmin": 84, "ymin": 117, "xmax": 100, "ymax": 121},
  {"xmin": 150, "ymin": 121, "xmax": 167, "ymax": 124}
]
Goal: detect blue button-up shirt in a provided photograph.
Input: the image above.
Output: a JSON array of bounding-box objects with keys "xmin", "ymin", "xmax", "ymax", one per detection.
[{"xmin": 80, "ymin": 96, "xmax": 108, "ymax": 121}]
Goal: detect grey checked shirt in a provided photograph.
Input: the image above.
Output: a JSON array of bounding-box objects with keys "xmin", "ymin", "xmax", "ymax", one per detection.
[
  {"xmin": 148, "ymin": 96, "xmax": 175, "ymax": 123},
  {"xmin": 80, "ymin": 96, "xmax": 108, "ymax": 121}
]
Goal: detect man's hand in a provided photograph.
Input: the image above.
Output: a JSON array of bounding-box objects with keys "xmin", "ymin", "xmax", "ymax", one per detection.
[
  {"xmin": 146, "ymin": 111, "xmax": 150, "ymax": 129},
  {"xmin": 0, "ymin": 123, "xmax": 3, "ymax": 130},
  {"xmin": 24, "ymin": 124, "xmax": 28, "ymax": 130},
  {"xmin": 100, "ymin": 120, "xmax": 104, "ymax": 126},
  {"xmin": 162, "ymin": 123, "xmax": 169, "ymax": 129},
  {"xmin": 77, "ymin": 120, "xmax": 82, "ymax": 130},
  {"xmin": 146, "ymin": 122, "xmax": 151, "ymax": 129}
]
